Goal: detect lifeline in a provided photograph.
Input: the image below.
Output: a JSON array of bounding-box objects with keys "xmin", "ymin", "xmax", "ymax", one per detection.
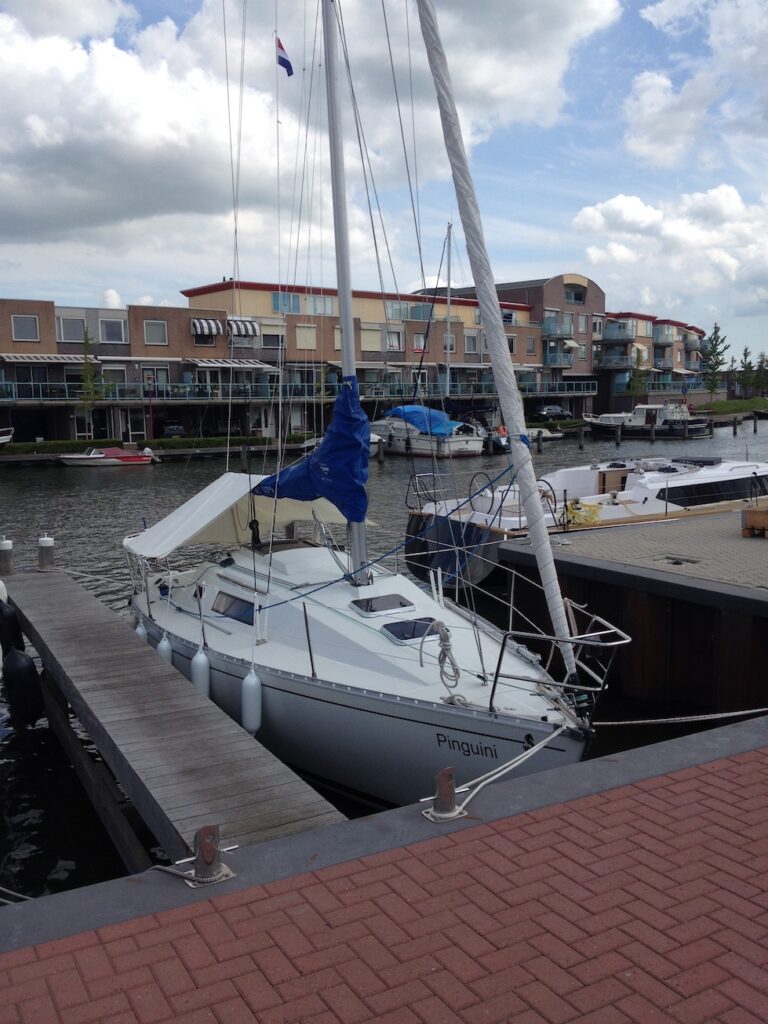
[{"xmin": 436, "ymin": 733, "xmax": 498, "ymax": 759}]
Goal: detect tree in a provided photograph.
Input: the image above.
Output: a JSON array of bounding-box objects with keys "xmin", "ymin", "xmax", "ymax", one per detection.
[
  {"xmin": 627, "ymin": 347, "xmax": 648, "ymax": 403},
  {"xmin": 78, "ymin": 327, "xmax": 103, "ymax": 421},
  {"xmin": 700, "ymin": 323, "xmax": 729, "ymax": 402},
  {"xmin": 754, "ymin": 352, "xmax": 768, "ymax": 398},
  {"xmin": 739, "ymin": 345, "xmax": 754, "ymax": 399}
]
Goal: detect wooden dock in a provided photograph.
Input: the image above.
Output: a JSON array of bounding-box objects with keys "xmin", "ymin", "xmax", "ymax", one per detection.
[{"xmin": 5, "ymin": 572, "xmax": 345, "ymax": 871}]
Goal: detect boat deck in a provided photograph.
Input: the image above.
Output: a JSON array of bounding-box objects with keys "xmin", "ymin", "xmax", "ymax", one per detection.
[{"xmin": 5, "ymin": 572, "xmax": 345, "ymax": 866}]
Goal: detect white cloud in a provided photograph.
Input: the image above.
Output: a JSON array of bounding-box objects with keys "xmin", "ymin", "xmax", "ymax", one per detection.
[
  {"xmin": 0, "ymin": 0, "xmax": 137, "ymax": 40},
  {"xmin": 574, "ymin": 184, "xmax": 768, "ymax": 329},
  {"xmin": 623, "ymin": 70, "xmax": 721, "ymax": 167},
  {"xmin": 103, "ymin": 288, "xmax": 123, "ymax": 308}
]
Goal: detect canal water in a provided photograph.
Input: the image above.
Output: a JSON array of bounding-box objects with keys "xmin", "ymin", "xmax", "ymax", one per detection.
[{"xmin": 1, "ymin": 422, "xmax": 766, "ymax": 897}]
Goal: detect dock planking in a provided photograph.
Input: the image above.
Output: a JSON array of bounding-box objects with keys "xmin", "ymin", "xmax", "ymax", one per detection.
[{"xmin": 6, "ymin": 572, "xmax": 345, "ymax": 868}]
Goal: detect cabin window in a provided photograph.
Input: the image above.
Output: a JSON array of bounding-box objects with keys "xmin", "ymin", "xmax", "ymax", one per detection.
[
  {"xmin": 351, "ymin": 594, "xmax": 415, "ymax": 617},
  {"xmin": 212, "ymin": 591, "xmax": 255, "ymax": 625},
  {"xmin": 382, "ymin": 617, "xmax": 439, "ymax": 644},
  {"xmin": 662, "ymin": 475, "xmax": 768, "ymax": 507}
]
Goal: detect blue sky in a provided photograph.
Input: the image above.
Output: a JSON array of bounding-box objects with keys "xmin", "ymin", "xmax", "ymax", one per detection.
[{"xmin": 0, "ymin": 0, "xmax": 766, "ymax": 359}]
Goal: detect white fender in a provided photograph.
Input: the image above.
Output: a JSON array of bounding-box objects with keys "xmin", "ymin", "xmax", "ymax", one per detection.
[
  {"xmin": 0, "ymin": 579, "xmax": 7, "ymax": 603},
  {"xmin": 191, "ymin": 647, "xmax": 211, "ymax": 699},
  {"xmin": 157, "ymin": 633, "xmax": 173, "ymax": 663},
  {"xmin": 241, "ymin": 667, "xmax": 262, "ymax": 734},
  {"xmin": 135, "ymin": 620, "xmax": 148, "ymax": 641}
]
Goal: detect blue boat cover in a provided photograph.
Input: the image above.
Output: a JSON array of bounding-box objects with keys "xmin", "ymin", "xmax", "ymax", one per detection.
[
  {"xmin": 253, "ymin": 376, "xmax": 369, "ymax": 522},
  {"xmin": 385, "ymin": 405, "xmax": 461, "ymax": 437}
]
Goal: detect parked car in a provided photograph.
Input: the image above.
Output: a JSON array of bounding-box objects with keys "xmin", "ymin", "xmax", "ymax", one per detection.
[
  {"xmin": 532, "ymin": 404, "xmax": 569, "ymax": 421},
  {"xmin": 162, "ymin": 423, "xmax": 186, "ymax": 438}
]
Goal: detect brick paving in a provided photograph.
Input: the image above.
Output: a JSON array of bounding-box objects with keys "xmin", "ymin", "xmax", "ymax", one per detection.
[{"xmin": 2, "ymin": 748, "xmax": 768, "ymax": 1023}]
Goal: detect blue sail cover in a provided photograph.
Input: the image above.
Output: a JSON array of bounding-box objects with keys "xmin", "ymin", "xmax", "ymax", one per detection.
[
  {"xmin": 253, "ymin": 376, "xmax": 369, "ymax": 522},
  {"xmin": 385, "ymin": 405, "xmax": 460, "ymax": 437}
]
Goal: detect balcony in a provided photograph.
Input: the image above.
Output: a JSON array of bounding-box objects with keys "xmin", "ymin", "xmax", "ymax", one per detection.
[
  {"xmin": 653, "ymin": 335, "xmax": 674, "ymax": 347},
  {"xmin": 684, "ymin": 337, "xmax": 701, "ymax": 351},
  {"xmin": 542, "ymin": 351, "xmax": 574, "ymax": 368},
  {"xmin": 654, "ymin": 358, "xmax": 673, "ymax": 370},
  {"xmin": 603, "ymin": 323, "xmax": 636, "ymax": 342},
  {"xmin": 593, "ymin": 354, "xmax": 635, "ymax": 370},
  {"xmin": 542, "ymin": 316, "xmax": 574, "ymax": 339}
]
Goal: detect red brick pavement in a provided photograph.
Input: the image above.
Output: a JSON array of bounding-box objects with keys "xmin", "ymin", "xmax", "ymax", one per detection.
[{"xmin": 2, "ymin": 749, "xmax": 768, "ymax": 1023}]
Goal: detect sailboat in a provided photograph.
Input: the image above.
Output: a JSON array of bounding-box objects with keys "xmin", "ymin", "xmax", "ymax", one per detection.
[{"xmin": 124, "ymin": 0, "xmax": 627, "ymax": 808}]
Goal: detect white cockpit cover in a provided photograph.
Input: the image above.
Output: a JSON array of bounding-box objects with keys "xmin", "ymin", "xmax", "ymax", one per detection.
[{"xmin": 123, "ymin": 471, "xmax": 349, "ymax": 558}]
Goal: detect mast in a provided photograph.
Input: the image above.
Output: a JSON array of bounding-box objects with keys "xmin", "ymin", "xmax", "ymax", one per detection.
[
  {"xmin": 415, "ymin": 0, "xmax": 577, "ymax": 678},
  {"xmin": 322, "ymin": 0, "xmax": 369, "ymax": 585},
  {"xmin": 445, "ymin": 222, "xmax": 451, "ymax": 397}
]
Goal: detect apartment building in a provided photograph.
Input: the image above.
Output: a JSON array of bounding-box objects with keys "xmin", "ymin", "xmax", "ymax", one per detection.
[{"xmin": 0, "ymin": 278, "xmax": 707, "ymax": 442}]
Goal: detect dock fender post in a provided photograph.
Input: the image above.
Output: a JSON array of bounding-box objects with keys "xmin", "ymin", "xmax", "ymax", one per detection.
[
  {"xmin": 241, "ymin": 666, "xmax": 262, "ymax": 734},
  {"xmin": 2, "ymin": 648, "xmax": 44, "ymax": 726},
  {"xmin": 0, "ymin": 598, "xmax": 25, "ymax": 657}
]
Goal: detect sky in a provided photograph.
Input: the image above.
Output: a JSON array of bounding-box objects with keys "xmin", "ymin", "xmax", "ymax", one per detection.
[{"xmin": 1, "ymin": 0, "xmax": 767, "ymax": 357}]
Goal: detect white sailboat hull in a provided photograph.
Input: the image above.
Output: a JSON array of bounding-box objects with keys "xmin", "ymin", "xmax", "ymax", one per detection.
[{"xmin": 138, "ymin": 609, "xmax": 586, "ymax": 807}]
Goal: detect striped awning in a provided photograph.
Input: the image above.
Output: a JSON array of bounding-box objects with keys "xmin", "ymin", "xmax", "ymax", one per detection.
[
  {"xmin": 227, "ymin": 318, "xmax": 261, "ymax": 337},
  {"xmin": 190, "ymin": 358, "xmax": 279, "ymax": 372},
  {"xmin": 0, "ymin": 353, "xmax": 98, "ymax": 363},
  {"xmin": 191, "ymin": 318, "xmax": 223, "ymax": 336}
]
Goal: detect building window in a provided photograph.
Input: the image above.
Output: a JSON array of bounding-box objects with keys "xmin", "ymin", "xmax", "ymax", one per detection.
[
  {"xmin": 578, "ymin": 314, "xmax": 588, "ymax": 334},
  {"xmin": 413, "ymin": 333, "xmax": 427, "ymax": 352},
  {"xmin": 502, "ymin": 310, "xmax": 517, "ymax": 326},
  {"xmin": 12, "ymin": 314, "xmax": 39, "ymax": 342},
  {"xmin": 408, "ymin": 304, "xmax": 434, "ymax": 322},
  {"xmin": 384, "ymin": 300, "xmax": 409, "ymax": 321},
  {"xmin": 296, "ymin": 325, "xmax": 317, "ymax": 350},
  {"xmin": 578, "ymin": 343, "xmax": 587, "ymax": 360},
  {"xmin": 57, "ymin": 316, "xmax": 86, "ymax": 342},
  {"xmin": 100, "ymin": 319, "xmax": 126, "ymax": 343},
  {"xmin": 526, "ymin": 336, "xmax": 536, "ymax": 355},
  {"xmin": 194, "ymin": 333, "xmax": 216, "ymax": 347},
  {"xmin": 386, "ymin": 331, "xmax": 403, "ymax": 352},
  {"xmin": 473, "ymin": 308, "xmax": 482, "ymax": 325},
  {"xmin": 506, "ymin": 334, "xmax": 516, "ymax": 355},
  {"xmin": 262, "ymin": 333, "xmax": 284, "ymax": 349},
  {"xmin": 306, "ymin": 294, "xmax": 333, "ymax": 316},
  {"xmin": 144, "ymin": 320, "xmax": 168, "ymax": 345},
  {"xmin": 443, "ymin": 333, "xmax": 456, "ymax": 354},
  {"xmin": 271, "ymin": 292, "xmax": 300, "ymax": 314},
  {"xmin": 592, "ymin": 317, "xmax": 603, "ymax": 336},
  {"xmin": 465, "ymin": 333, "xmax": 477, "ymax": 354},
  {"xmin": 565, "ymin": 286, "xmax": 586, "ymax": 305}
]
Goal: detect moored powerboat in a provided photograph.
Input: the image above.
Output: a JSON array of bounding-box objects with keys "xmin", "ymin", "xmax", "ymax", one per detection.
[
  {"xmin": 59, "ymin": 446, "xmax": 158, "ymax": 466},
  {"xmin": 584, "ymin": 402, "xmax": 709, "ymax": 438},
  {"xmin": 369, "ymin": 405, "xmax": 486, "ymax": 457}
]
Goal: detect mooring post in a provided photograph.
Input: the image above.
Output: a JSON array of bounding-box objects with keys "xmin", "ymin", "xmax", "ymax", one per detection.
[
  {"xmin": 650, "ymin": 424, "xmax": 656, "ymax": 444},
  {"xmin": 615, "ymin": 425, "xmax": 621, "ymax": 447},
  {"xmin": 709, "ymin": 419, "xmax": 714, "ymax": 436},
  {"xmin": 733, "ymin": 416, "xmax": 738, "ymax": 436},
  {"xmin": 536, "ymin": 430, "xmax": 543, "ymax": 453},
  {"xmin": 240, "ymin": 444, "xmax": 248, "ymax": 473},
  {"xmin": 377, "ymin": 437, "xmax": 384, "ymax": 463},
  {"xmin": 38, "ymin": 535, "xmax": 55, "ymax": 572},
  {"xmin": 422, "ymin": 765, "xmax": 466, "ymax": 822},
  {"xmin": 578, "ymin": 427, "xmax": 584, "ymax": 450},
  {"xmin": 0, "ymin": 536, "xmax": 13, "ymax": 577},
  {"xmin": 754, "ymin": 412, "xmax": 758, "ymax": 434},
  {"xmin": 683, "ymin": 419, "xmax": 688, "ymax": 439},
  {"xmin": 192, "ymin": 825, "xmax": 226, "ymax": 883}
]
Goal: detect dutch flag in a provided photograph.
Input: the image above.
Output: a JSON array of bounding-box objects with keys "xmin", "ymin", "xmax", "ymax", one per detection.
[{"xmin": 276, "ymin": 38, "xmax": 293, "ymax": 77}]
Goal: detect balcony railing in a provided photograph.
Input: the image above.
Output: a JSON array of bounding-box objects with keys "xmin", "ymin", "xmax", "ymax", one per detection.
[
  {"xmin": 0, "ymin": 375, "xmax": 601, "ymax": 404},
  {"xmin": 541, "ymin": 317, "xmax": 574, "ymax": 338},
  {"xmin": 684, "ymin": 338, "xmax": 702, "ymax": 351},
  {"xmin": 593, "ymin": 355, "xmax": 635, "ymax": 370},
  {"xmin": 542, "ymin": 352, "xmax": 574, "ymax": 368},
  {"xmin": 603, "ymin": 324, "xmax": 636, "ymax": 342},
  {"xmin": 654, "ymin": 358, "xmax": 674, "ymax": 370},
  {"xmin": 653, "ymin": 336, "xmax": 674, "ymax": 347}
]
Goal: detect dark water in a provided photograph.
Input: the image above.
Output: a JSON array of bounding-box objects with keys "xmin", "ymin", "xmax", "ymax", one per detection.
[{"xmin": 1, "ymin": 423, "xmax": 766, "ymax": 898}]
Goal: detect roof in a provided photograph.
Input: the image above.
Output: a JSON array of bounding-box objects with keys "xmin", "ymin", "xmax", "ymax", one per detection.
[{"xmin": 123, "ymin": 472, "xmax": 348, "ymax": 559}]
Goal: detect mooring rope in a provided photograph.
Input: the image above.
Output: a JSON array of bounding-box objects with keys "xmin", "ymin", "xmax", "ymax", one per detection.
[{"xmin": 595, "ymin": 706, "xmax": 768, "ymax": 727}]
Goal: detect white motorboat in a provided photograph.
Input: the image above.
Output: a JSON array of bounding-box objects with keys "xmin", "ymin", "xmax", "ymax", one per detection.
[
  {"xmin": 124, "ymin": 1, "xmax": 627, "ymax": 808},
  {"xmin": 369, "ymin": 405, "xmax": 486, "ymax": 457},
  {"xmin": 405, "ymin": 455, "xmax": 768, "ymax": 586},
  {"xmin": 584, "ymin": 402, "xmax": 709, "ymax": 438},
  {"xmin": 0, "ymin": 427, "xmax": 14, "ymax": 446},
  {"xmin": 59, "ymin": 446, "xmax": 158, "ymax": 467}
]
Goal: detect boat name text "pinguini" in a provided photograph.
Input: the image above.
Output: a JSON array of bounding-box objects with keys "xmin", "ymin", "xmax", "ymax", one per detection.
[{"xmin": 436, "ymin": 734, "xmax": 498, "ymax": 759}]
